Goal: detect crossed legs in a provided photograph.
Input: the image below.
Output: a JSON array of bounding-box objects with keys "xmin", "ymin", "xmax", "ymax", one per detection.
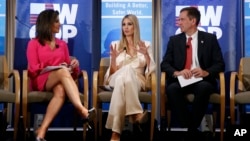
[{"xmin": 36, "ymin": 68, "xmax": 90, "ymax": 139}]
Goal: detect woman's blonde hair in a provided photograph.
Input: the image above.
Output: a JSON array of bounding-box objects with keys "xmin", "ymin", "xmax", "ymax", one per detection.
[{"xmin": 118, "ymin": 14, "xmax": 141, "ymax": 51}]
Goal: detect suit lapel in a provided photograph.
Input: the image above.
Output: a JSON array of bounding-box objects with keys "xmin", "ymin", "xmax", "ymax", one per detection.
[
  {"xmin": 197, "ymin": 31, "xmax": 204, "ymax": 60},
  {"xmin": 180, "ymin": 33, "xmax": 187, "ymax": 54}
]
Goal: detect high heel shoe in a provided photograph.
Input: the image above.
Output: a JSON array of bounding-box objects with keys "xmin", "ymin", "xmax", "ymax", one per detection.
[
  {"xmin": 35, "ymin": 137, "xmax": 47, "ymax": 141},
  {"xmin": 82, "ymin": 107, "xmax": 96, "ymax": 129},
  {"xmin": 135, "ymin": 110, "xmax": 148, "ymax": 132},
  {"xmin": 87, "ymin": 107, "xmax": 96, "ymax": 122},
  {"xmin": 135, "ymin": 110, "xmax": 148, "ymax": 124},
  {"xmin": 34, "ymin": 128, "xmax": 47, "ymax": 141}
]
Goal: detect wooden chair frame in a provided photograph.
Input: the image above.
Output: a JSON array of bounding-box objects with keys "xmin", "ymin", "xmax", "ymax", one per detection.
[
  {"xmin": 230, "ymin": 57, "xmax": 250, "ymax": 125},
  {"xmin": 0, "ymin": 55, "xmax": 20, "ymax": 141}
]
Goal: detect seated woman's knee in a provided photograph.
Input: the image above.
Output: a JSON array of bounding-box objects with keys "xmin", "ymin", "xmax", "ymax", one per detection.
[{"xmin": 56, "ymin": 68, "xmax": 72, "ymax": 78}]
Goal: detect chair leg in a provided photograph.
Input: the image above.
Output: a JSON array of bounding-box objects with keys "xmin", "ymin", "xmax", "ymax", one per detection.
[
  {"xmin": 83, "ymin": 124, "xmax": 87, "ymax": 141},
  {"xmin": 73, "ymin": 109, "xmax": 78, "ymax": 133},
  {"xmin": 220, "ymin": 105, "xmax": 225, "ymax": 141},
  {"xmin": 212, "ymin": 112, "xmax": 217, "ymax": 137},
  {"xmin": 94, "ymin": 110, "xmax": 98, "ymax": 141},
  {"xmin": 14, "ymin": 107, "xmax": 20, "ymax": 141},
  {"xmin": 150, "ymin": 111, "xmax": 154, "ymax": 141},
  {"xmin": 160, "ymin": 116, "xmax": 167, "ymax": 132},
  {"xmin": 98, "ymin": 109, "xmax": 103, "ymax": 137},
  {"xmin": 0, "ymin": 111, "xmax": 7, "ymax": 140},
  {"xmin": 167, "ymin": 110, "xmax": 171, "ymax": 131}
]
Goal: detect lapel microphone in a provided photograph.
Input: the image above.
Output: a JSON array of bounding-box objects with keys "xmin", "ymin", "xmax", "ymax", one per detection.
[{"xmin": 123, "ymin": 47, "xmax": 127, "ymax": 67}]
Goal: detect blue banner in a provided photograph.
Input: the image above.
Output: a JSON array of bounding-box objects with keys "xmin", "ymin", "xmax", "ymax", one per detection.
[
  {"xmin": 161, "ymin": 0, "xmax": 242, "ymax": 72},
  {"xmin": 245, "ymin": 0, "xmax": 250, "ymax": 57},
  {"xmin": 0, "ymin": 0, "xmax": 6, "ymax": 55}
]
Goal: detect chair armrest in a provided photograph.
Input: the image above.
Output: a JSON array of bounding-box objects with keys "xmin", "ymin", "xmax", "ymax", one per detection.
[
  {"xmin": 9, "ymin": 70, "xmax": 21, "ymax": 104},
  {"xmin": 80, "ymin": 70, "xmax": 89, "ymax": 109},
  {"xmin": 151, "ymin": 71, "xmax": 156, "ymax": 110},
  {"xmin": 22, "ymin": 70, "xmax": 29, "ymax": 113},
  {"xmin": 160, "ymin": 72, "xmax": 166, "ymax": 117},
  {"xmin": 8, "ymin": 70, "xmax": 21, "ymax": 105},
  {"xmin": 218, "ymin": 72, "xmax": 225, "ymax": 104},
  {"xmin": 92, "ymin": 71, "xmax": 99, "ymax": 108},
  {"xmin": 230, "ymin": 72, "xmax": 237, "ymax": 105},
  {"xmin": 230, "ymin": 71, "xmax": 237, "ymax": 124}
]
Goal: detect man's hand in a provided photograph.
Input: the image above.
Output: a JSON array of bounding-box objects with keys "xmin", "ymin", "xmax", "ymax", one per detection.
[{"xmin": 191, "ymin": 68, "xmax": 209, "ymax": 78}]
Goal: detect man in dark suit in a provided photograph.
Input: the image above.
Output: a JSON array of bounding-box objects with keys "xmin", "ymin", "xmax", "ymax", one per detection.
[{"xmin": 161, "ymin": 6, "xmax": 225, "ymax": 139}]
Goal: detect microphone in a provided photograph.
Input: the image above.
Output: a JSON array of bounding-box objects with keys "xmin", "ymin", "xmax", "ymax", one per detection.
[
  {"xmin": 15, "ymin": 16, "xmax": 31, "ymax": 29},
  {"xmin": 123, "ymin": 47, "xmax": 126, "ymax": 67},
  {"xmin": 56, "ymin": 44, "xmax": 59, "ymax": 48}
]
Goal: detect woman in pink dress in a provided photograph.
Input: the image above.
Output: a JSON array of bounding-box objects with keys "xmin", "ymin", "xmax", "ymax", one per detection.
[{"xmin": 26, "ymin": 9, "xmax": 95, "ymax": 141}]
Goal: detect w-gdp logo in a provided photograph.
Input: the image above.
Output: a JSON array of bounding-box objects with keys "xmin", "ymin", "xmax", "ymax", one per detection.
[
  {"xmin": 29, "ymin": 3, "xmax": 78, "ymax": 42},
  {"xmin": 175, "ymin": 5, "xmax": 223, "ymax": 39}
]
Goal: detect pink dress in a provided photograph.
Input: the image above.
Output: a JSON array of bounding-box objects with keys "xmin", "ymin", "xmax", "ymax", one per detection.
[{"xmin": 26, "ymin": 38, "xmax": 79, "ymax": 91}]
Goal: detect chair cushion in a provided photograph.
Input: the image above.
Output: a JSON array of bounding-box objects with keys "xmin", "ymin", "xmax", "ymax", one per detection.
[
  {"xmin": 186, "ymin": 93, "xmax": 221, "ymax": 104},
  {"xmin": 28, "ymin": 91, "xmax": 85, "ymax": 103},
  {"xmin": 98, "ymin": 91, "xmax": 152, "ymax": 103},
  {"xmin": 138, "ymin": 92, "xmax": 152, "ymax": 103},
  {"xmin": 28, "ymin": 91, "xmax": 53, "ymax": 103},
  {"xmin": 209, "ymin": 93, "xmax": 221, "ymax": 104},
  {"xmin": 97, "ymin": 91, "xmax": 112, "ymax": 102},
  {"xmin": 0, "ymin": 90, "xmax": 15, "ymax": 102},
  {"xmin": 235, "ymin": 91, "xmax": 250, "ymax": 104}
]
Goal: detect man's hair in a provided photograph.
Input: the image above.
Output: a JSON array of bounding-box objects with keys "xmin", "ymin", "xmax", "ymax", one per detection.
[
  {"xmin": 35, "ymin": 9, "xmax": 59, "ymax": 46},
  {"xmin": 180, "ymin": 7, "xmax": 201, "ymax": 26}
]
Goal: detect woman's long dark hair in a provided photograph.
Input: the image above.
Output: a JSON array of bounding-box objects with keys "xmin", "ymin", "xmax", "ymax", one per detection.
[{"xmin": 35, "ymin": 9, "xmax": 59, "ymax": 46}]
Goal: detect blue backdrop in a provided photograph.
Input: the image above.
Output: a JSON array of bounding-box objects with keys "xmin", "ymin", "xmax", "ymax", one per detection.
[
  {"xmin": 245, "ymin": 0, "xmax": 250, "ymax": 57},
  {"xmin": 0, "ymin": 0, "xmax": 6, "ymax": 55}
]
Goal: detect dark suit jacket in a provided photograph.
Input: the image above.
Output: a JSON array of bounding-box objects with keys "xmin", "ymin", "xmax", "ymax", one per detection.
[{"xmin": 161, "ymin": 31, "xmax": 225, "ymax": 85}]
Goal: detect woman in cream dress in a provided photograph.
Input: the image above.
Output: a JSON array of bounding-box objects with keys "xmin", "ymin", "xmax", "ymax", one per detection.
[{"xmin": 104, "ymin": 14, "xmax": 156, "ymax": 141}]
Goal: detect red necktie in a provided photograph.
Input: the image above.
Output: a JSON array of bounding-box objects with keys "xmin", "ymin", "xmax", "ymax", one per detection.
[{"xmin": 184, "ymin": 37, "xmax": 192, "ymax": 69}]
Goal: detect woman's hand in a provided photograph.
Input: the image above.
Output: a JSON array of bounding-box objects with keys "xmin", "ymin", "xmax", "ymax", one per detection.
[
  {"xmin": 137, "ymin": 41, "xmax": 148, "ymax": 56},
  {"xmin": 110, "ymin": 44, "xmax": 122, "ymax": 60},
  {"xmin": 70, "ymin": 58, "xmax": 79, "ymax": 69},
  {"xmin": 109, "ymin": 44, "xmax": 123, "ymax": 74}
]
